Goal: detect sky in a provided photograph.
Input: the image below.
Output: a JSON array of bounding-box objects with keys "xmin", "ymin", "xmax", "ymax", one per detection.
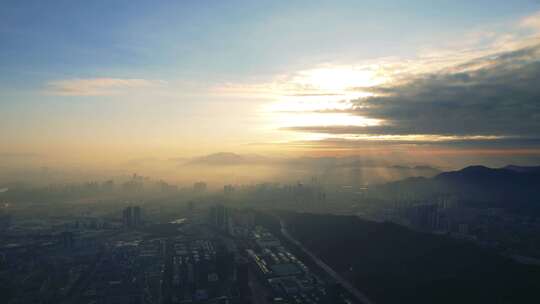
[{"xmin": 2, "ymin": 0, "xmax": 540, "ymax": 172}]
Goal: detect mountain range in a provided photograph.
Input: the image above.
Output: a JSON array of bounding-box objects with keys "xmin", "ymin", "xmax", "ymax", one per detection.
[{"xmin": 374, "ymin": 164, "xmax": 540, "ymax": 214}]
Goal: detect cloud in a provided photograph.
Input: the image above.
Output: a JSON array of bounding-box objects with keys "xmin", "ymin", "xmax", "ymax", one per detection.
[
  {"xmin": 274, "ymin": 136, "xmax": 540, "ymax": 149},
  {"xmin": 520, "ymin": 11, "xmax": 540, "ymax": 31},
  {"xmin": 47, "ymin": 78, "xmax": 166, "ymax": 96},
  {"xmin": 358, "ymin": 46, "xmax": 540, "ymax": 136},
  {"xmin": 215, "ymin": 12, "xmax": 540, "ymax": 102},
  {"xmin": 283, "ymin": 42, "xmax": 540, "ymax": 147}
]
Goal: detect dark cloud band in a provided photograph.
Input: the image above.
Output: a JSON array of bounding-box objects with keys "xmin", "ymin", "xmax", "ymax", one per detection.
[{"xmin": 285, "ymin": 44, "xmax": 540, "ymax": 146}]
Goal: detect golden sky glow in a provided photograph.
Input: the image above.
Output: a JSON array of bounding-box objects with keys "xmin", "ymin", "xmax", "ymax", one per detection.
[{"xmin": 2, "ymin": 3, "xmax": 540, "ymax": 175}]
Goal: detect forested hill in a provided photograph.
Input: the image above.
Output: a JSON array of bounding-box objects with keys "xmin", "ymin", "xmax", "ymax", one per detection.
[
  {"xmin": 281, "ymin": 212, "xmax": 540, "ymax": 304},
  {"xmin": 371, "ymin": 165, "xmax": 540, "ymax": 214}
]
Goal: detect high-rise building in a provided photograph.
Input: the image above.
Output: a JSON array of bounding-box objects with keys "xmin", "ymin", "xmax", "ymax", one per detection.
[
  {"xmin": 0, "ymin": 212, "xmax": 12, "ymax": 231},
  {"xmin": 410, "ymin": 204, "xmax": 438, "ymax": 231},
  {"xmin": 123, "ymin": 205, "xmax": 142, "ymax": 228},
  {"xmin": 224, "ymin": 184, "xmax": 235, "ymax": 194},
  {"xmin": 194, "ymin": 182, "xmax": 207, "ymax": 192},
  {"xmin": 123, "ymin": 206, "xmax": 133, "ymax": 227},
  {"xmin": 133, "ymin": 206, "xmax": 141, "ymax": 227},
  {"xmin": 209, "ymin": 204, "xmax": 229, "ymax": 231}
]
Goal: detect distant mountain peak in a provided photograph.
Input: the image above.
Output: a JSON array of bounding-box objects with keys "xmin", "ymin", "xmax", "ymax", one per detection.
[
  {"xmin": 435, "ymin": 165, "xmax": 506, "ymax": 180},
  {"xmin": 461, "ymin": 165, "xmax": 491, "ymax": 171},
  {"xmin": 187, "ymin": 152, "xmax": 266, "ymax": 165}
]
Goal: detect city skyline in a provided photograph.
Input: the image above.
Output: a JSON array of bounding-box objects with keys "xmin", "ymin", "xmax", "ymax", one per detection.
[{"xmin": 3, "ymin": 3, "xmax": 540, "ymax": 303}]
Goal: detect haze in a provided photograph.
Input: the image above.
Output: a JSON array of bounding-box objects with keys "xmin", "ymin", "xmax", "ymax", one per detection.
[
  {"xmin": 4, "ymin": 2, "xmax": 540, "ymax": 304},
  {"xmin": 2, "ymin": 0, "xmax": 540, "ymax": 184}
]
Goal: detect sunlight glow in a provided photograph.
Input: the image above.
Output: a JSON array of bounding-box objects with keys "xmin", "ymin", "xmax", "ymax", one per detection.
[
  {"xmin": 292, "ymin": 67, "xmax": 386, "ymax": 92},
  {"xmin": 262, "ymin": 66, "xmax": 387, "ymax": 139},
  {"xmin": 270, "ymin": 112, "xmax": 381, "ymax": 128},
  {"xmin": 333, "ymin": 134, "xmax": 506, "ymax": 142}
]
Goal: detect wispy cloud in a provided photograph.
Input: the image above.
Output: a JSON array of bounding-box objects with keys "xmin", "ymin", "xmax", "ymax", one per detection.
[
  {"xmin": 213, "ymin": 12, "xmax": 540, "ymax": 101},
  {"xmin": 520, "ymin": 11, "xmax": 540, "ymax": 31},
  {"xmin": 46, "ymin": 78, "xmax": 166, "ymax": 96}
]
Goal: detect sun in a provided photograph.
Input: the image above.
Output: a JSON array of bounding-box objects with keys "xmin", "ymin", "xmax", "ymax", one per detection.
[
  {"xmin": 292, "ymin": 66, "xmax": 385, "ymax": 92},
  {"xmin": 263, "ymin": 65, "xmax": 386, "ymax": 129}
]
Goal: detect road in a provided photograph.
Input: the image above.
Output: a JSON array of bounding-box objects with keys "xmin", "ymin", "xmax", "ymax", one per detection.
[{"xmin": 277, "ymin": 216, "xmax": 376, "ymax": 304}]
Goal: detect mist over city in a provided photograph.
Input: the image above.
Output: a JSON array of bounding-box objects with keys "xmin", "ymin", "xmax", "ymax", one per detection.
[{"xmin": 2, "ymin": 1, "xmax": 540, "ymax": 304}]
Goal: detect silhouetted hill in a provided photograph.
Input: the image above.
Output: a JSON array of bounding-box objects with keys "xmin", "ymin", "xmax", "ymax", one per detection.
[
  {"xmin": 280, "ymin": 212, "xmax": 540, "ymax": 304},
  {"xmin": 374, "ymin": 165, "xmax": 540, "ymax": 213},
  {"xmin": 187, "ymin": 152, "xmax": 268, "ymax": 166},
  {"xmin": 434, "ymin": 165, "xmax": 537, "ymax": 183}
]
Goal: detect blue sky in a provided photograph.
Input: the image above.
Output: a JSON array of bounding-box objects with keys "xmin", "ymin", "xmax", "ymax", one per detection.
[
  {"xmin": 2, "ymin": 0, "xmax": 540, "ymax": 167},
  {"xmin": 2, "ymin": 0, "xmax": 537, "ymax": 84}
]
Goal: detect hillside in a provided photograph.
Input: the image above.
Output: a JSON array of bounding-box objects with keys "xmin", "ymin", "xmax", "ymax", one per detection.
[
  {"xmin": 281, "ymin": 212, "xmax": 540, "ymax": 304},
  {"xmin": 372, "ymin": 165, "xmax": 540, "ymax": 213}
]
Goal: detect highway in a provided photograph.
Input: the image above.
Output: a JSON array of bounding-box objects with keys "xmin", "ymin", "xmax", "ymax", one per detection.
[{"xmin": 277, "ymin": 216, "xmax": 376, "ymax": 304}]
